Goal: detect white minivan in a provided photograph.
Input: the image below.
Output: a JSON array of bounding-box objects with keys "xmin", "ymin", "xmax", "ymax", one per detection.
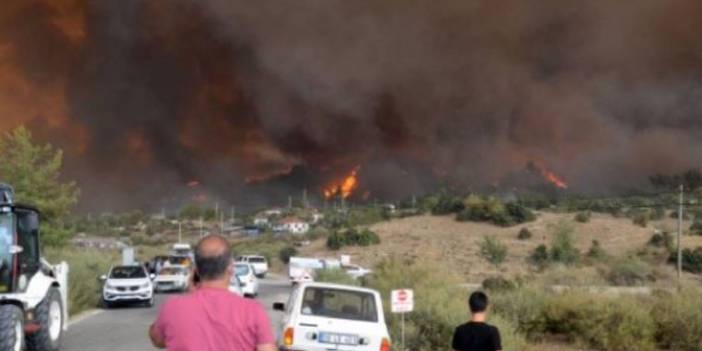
[
  {"xmin": 273, "ymin": 282, "xmax": 391, "ymax": 351},
  {"xmin": 236, "ymin": 255, "xmax": 269, "ymax": 278}
]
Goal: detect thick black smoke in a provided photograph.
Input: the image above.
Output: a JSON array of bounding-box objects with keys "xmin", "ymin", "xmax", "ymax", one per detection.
[{"xmin": 2, "ymin": 0, "xmax": 702, "ymax": 210}]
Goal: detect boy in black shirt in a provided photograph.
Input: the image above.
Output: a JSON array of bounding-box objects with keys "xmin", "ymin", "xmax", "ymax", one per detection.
[{"xmin": 451, "ymin": 291, "xmax": 502, "ymax": 351}]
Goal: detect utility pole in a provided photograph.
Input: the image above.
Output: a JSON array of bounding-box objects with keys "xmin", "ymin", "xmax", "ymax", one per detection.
[
  {"xmin": 677, "ymin": 184, "xmax": 684, "ymax": 288},
  {"xmin": 214, "ymin": 202, "xmax": 219, "ymax": 221},
  {"xmin": 220, "ymin": 211, "xmax": 225, "ymax": 234},
  {"xmin": 178, "ymin": 221, "xmax": 182, "ymax": 243},
  {"xmin": 288, "ymin": 196, "xmax": 293, "ymax": 210},
  {"xmin": 199, "ymin": 217, "xmax": 204, "ymax": 238},
  {"xmin": 302, "ymin": 189, "xmax": 308, "ymax": 209}
]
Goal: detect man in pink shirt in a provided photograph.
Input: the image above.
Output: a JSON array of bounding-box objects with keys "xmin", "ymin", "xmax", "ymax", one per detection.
[{"xmin": 149, "ymin": 235, "xmax": 277, "ymax": 351}]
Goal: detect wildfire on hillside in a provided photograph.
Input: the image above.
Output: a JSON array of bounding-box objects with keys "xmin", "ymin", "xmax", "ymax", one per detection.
[
  {"xmin": 324, "ymin": 166, "xmax": 361, "ymax": 199},
  {"xmin": 528, "ymin": 161, "xmax": 568, "ymax": 189}
]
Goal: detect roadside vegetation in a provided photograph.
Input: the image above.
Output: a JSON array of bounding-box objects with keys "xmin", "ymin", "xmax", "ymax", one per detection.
[{"xmin": 44, "ymin": 247, "xmax": 118, "ymax": 315}]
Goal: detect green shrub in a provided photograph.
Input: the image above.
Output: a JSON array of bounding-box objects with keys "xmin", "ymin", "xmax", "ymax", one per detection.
[
  {"xmin": 574, "ymin": 211, "xmax": 591, "ymax": 223},
  {"xmin": 652, "ymin": 289, "xmax": 702, "ymax": 351},
  {"xmin": 457, "ymin": 195, "xmax": 534, "ymax": 227},
  {"xmin": 278, "ymin": 246, "xmax": 298, "ymax": 264},
  {"xmin": 633, "ymin": 213, "xmax": 649, "ymax": 227},
  {"xmin": 505, "ymin": 203, "xmax": 536, "ymax": 223},
  {"xmin": 675, "ymin": 247, "xmax": 702, "ymax": 273},
  {"xmin": 607, "ymin": 257, "xmax": 653, "ymax": 286},
  {"xmin": 529, "ymin": 245, "xmax": 550, "ymax": 268},
  {"xmin": 648, "ymin": 231, "xmax": 674, "ymax": 252},
  {"xmin": 326, "ymin": 232, "xmax": 345, "ymax": 250},
  {"xmin": 587, "ymin": 239, "xmax": 608, "ymax": 261},
  {"xmin": 650, "ymin": 206, "xmax": 666, "ymax": 220},
  {"xmin": 550, "ymin": 222, "xmax": 580, "ymax": 265},
  {"xmin": 517, "ymin": 228, "xmax": 532, "ymax": 240},
  {"xmin": 491, "ymin": 287, "xmax": 550, "ymax": 340},
  {"xmin": 431, "ymin": 191, "xmax": 465, "ymax": 215},
  {"xmin": 690, "ymin": 220, "xmax": 702, "ymax": 236},
  {"xmin": 480, "ymin": 236, "xmax": 508, "ymax": 267},
  {"xmin": 326, "ymin": 228, "xmax": 381, "ymax": 250},
  {"xmin": 542, "ymin": 293, "xmax": 656, "ymax": 351}
]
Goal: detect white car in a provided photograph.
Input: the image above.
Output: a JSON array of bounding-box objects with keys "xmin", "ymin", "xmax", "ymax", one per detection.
[
  {"xmin": 236, "ymin": 255, "xmax": 269, "ymax": 278},
  {"xmin": 154, "ymin": 265, "xmax": 190, "ymax": 293},
  {"xmin": 101, "ymin": 265, "xmax": 154, "ymax": 308},
  {"xmin": 344, "ymin": 265, "xmax": 373, "ymax": 280},
  {"xmin": 273, "ymin": 282, "xmax": 391, "ymax": 351},
  {"xmin": 234, "ymin": 263, "xmax": 259, "ymax": 297},
  {"xmin": 228, "ymin": 274, "xmax": 244, "ymax": 296}
]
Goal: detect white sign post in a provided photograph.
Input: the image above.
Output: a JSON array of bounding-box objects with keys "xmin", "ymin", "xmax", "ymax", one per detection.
[{"xmin": 391, "ymin": 289, "xmax": 414, "ymax": 351}]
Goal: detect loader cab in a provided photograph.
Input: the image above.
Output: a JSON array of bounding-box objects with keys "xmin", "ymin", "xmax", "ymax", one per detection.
[{"xmin": 0, "ymin": 202, "xmax": 41, "ymax": 294}]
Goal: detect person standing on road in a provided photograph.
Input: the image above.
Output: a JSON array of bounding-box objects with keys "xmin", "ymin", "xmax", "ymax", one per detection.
[
  {"xmin": 451, "ymin": 291, "xmax": 502, "ymax": 351},
  {"xmin": 149, "ymin": 235, "xmax": 276, "ymax": 351}
]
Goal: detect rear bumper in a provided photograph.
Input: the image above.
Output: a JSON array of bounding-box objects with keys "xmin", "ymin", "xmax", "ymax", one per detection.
[{"xmin": 155, "ymin": 281, "xmax": 187, "ymax": 292}]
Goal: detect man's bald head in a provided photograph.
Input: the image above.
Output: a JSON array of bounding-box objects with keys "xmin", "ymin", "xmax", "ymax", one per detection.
[{"xmin": 194, "ymin": 235, "xmax": 232, "ymax": 281}]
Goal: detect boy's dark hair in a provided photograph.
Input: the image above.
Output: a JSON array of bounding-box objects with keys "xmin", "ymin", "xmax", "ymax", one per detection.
[{"xmin": 469, "ymin": 291, "xmax": 489, "ymax": 313}]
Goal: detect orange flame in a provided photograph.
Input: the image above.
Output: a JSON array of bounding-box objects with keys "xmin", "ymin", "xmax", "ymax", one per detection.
[
  {"xmin": 531, "ymin": 161, "xmax": 568, "ymax": 189},
  {"xmin": 324, "ymin": 166, "xmax": 360, "ymax": 199}
]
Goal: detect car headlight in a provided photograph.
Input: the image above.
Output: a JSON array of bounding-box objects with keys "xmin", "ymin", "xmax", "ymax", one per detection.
[
  {"xmin": 105, "ymin": 283, "xmax": 116, "ymax": 290},
  {"xmin": 141, "ymin": 282, "xmax": 151, "ymax": 289}
]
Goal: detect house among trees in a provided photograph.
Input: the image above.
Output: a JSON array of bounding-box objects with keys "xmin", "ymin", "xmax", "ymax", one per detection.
[{"xmin": 277, "ymin": 217, "xmax": 310, "ymax": 235}]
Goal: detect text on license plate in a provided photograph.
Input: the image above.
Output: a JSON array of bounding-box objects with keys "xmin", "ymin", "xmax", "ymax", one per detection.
[{"xmin": 318, "ymin": 332, "xmax": 359, "ymax": 345}]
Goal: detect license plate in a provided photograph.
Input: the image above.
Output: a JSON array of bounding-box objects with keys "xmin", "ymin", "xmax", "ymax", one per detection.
[{"xmin": 318, "ymin": 332, "xmax": 359, "ymax": 345}]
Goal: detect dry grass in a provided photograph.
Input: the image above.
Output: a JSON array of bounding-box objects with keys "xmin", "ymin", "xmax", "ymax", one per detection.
[{"xmin": 299, "ymin": 212, "xmax": 701, "ymax": 285}]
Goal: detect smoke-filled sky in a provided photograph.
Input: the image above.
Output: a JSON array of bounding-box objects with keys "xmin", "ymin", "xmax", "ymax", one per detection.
[{"xmin": 1, "ymin": 0, "xmax": 702, "ymax": 210}]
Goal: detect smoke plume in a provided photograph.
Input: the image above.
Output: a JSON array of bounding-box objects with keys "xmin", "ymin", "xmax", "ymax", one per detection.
[{"xmin": 1, "ymin": 0, "xmax": 702, "ymax": 210}]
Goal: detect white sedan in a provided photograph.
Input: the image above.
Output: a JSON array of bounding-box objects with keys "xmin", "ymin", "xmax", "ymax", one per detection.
[
  {"xmin": 154, "ymin": 266, "xmax": 190, "ymax": 293},
  {"xmin": 234, "ymin": 263, "xmax": 259, "ymax": 297}
]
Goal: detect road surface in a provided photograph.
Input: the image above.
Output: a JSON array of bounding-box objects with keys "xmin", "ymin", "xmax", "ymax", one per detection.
[{"xmin": 62, "ymin": 278, "xmax": 291, "ymax": 351}]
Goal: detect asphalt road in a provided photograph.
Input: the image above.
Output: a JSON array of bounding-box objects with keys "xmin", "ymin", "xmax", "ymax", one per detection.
[{"xmin": 62, "ymin": 277, "xmax": 292, "ymax": 351}]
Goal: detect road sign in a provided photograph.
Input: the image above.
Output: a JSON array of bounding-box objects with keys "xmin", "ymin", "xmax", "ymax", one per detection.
[{"xmin": 391, "ymin": 289, "xmax": 414, "ymax": 313}]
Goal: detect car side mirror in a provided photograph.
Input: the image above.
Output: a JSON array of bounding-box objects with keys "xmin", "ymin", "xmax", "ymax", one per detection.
[
  {"xmin": 9, "ymin": 245, "xmax": 23, "ymax": 255},
  {"xmin": 150, "ymin": 274, "xmax": 156, "ymax": 280},
  {"xmin": 99, "ymin": 275, "xmax": 107, "ymax": 281},
  {"xmin": 273, "ymin": 302, "xmax": 285, "ymax": 311}
]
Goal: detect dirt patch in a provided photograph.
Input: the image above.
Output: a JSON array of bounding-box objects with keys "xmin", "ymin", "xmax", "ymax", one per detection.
[{"xmin": 299, "ymin": 212, "xmax": 700, "ymax": 284}]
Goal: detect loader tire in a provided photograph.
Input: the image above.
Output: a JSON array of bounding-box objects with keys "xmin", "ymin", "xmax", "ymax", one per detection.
[
  {"xmin": 26, "ymin": 287, "xmax": 63, "ymax": 351},
  {"xmin": 0, "ymin": 304, "xmax": 24, "ymax": 351}
]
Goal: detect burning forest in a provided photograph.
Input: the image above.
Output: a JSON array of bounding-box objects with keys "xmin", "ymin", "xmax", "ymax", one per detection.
[{"xmin": 2, "ymin": 1, "xmax": 702, "ymax": 210}]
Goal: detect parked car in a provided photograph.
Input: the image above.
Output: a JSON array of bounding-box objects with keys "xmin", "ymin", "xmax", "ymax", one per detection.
[
  {"xmin": 228, "ymin": 273, "xmax": 244, "ymax": 296},
  {"xmin": 343, "ymin": 264, "xmax": 373, "ymax": 280},
  {"xmin": 273, "ymin": 282, "xmax": 391, "ymax": 351},
  {"xmin": 234, "ymin": 263, "xmax": 259, "ymax": 297},
  {"xmin": 101, "ymin": 265, "xmax": 154, "ymax": 308},
  {"xmin": 154, "ymin": 265, "xmax": 190, "ymax": 293},
  {"xmin": 236, "ymin": 255, "xmax": 269, "ymax": 278}
]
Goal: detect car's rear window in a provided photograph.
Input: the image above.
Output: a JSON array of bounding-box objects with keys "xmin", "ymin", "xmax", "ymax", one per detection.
[
  {"xmin": 235, "ymin": 264, "xmax": 250, "ymax": 276},
  {"xmin": 159, "ymin": 267, "xmax": 186, "ymax": 276},
  {"xmin": 301, "ymin": 287, "xmax": 378, "ymax": 322},
  {"xmin": 249, "ymin": 257, "xmax": 266, "ymax": 263}
]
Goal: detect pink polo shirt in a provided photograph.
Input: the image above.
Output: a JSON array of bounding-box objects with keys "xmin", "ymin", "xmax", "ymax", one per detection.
[{"xmin": 154, "ymin": 287, "xmax": 275, "ymax": 351}]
